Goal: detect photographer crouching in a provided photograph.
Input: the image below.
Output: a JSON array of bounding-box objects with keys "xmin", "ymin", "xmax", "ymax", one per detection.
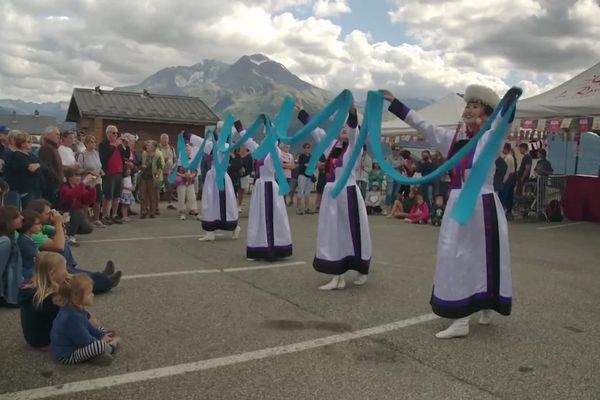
[{"xmin": 58, "ymin": 168, "xmax": 97, "ymax": 246}]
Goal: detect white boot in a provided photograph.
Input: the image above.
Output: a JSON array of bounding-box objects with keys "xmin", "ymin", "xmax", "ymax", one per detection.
[
  {"xmin": 435, "ymin": 317, "xmax": 470, "ymax": 339},
  {"xmin": 479, "ymin": 310, "xmax": 493, "ymax": 325},
  {"xmin": 319, "ymin": 275, "xmax": 346, "ymax": 290},
  {"xmin": 198, "ymin": 232, "xmax": 216, "ymax": 242},
  {"xmin": 231, "ymin": 225, "xmax": 241, "ymax": 239},
  {"xmin": 353, "ymin": 273, "xmax": 368, "ymax": 286}
]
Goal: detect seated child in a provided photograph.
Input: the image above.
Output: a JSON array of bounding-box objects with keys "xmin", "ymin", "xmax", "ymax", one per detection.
[
  {"xmin": 388, "ymin": 188, "xmax": 416, "ymax": 219},
  {"xmin": 51, "ymin": 274, "xmax": 120, "ymax": 365},
  {"xmin": 365, "ymin": 183, "xmax": 383, "ymax": 215},
  {"xmin": 404, "ymin": 194, "xmax": 430, "ymax": 224},
  {"xmin": 19, "ymin": 252, "xmax": 110, "ymax": 350},
  {"xmin": 430, "ymin": 195, "xmax": 445, "ymax": 227}
]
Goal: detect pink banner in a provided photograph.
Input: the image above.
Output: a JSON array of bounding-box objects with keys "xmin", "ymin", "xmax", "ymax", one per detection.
[
  {"xmin": 549, "ymin": 119, "xmax": 561, "ymax": 133},
  {"xmin": 579, "ymin": 117, "xmax": 589, "ymax": 132},
  {"xmin": 522, "ymin": 120, "xmax": 534, "ymax": 129}
]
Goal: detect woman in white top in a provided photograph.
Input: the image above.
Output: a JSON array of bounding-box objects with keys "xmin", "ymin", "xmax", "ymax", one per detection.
[{"xmin": 77, "ymin": 135, "xmax": 105, "ymax": 227}]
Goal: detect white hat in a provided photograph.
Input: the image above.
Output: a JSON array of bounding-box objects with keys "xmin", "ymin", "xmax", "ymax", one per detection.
[{"xmin": 464, "ymin": 85, "xmax": 500, "ymax": 109}]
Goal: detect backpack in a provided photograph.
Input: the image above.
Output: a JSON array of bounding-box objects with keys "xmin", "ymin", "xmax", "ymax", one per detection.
[{"xmin": 545, "ymin": 199, "xmax": 563, "ymax": 222}]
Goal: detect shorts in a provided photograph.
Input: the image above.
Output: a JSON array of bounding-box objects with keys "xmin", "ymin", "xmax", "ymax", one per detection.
[
  {"xmin": 241, "ymin": 176, "xmax": 251, "ymax": 190},
  {"xmin": 296, "ymin": 175, "xmax": 312, "ymax": 198},
  {"xmin": 316, "ymin": 174, "xmax": 326, "ymax": 194},
  {"xmin": 102, "ymin": 174, "xmax": 123, "ymax": 199},
  {"xmin": 94, "ymin": 184, "xmax": 103, "ymax": 203}
]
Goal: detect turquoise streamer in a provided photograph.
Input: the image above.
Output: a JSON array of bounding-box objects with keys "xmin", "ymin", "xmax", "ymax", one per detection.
[{"xmin": 168, "ymin": 129, "xmax": 210, "ymax": 184}]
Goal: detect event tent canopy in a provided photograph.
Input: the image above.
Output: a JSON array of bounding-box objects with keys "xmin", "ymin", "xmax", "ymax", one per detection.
[
  {"xmin": 516, "ymin": 61, "xmax": 600, "ymax": 119},
  {"xmin": 380, "ymin": 93, "xmax": 465, "ymax": 137}
]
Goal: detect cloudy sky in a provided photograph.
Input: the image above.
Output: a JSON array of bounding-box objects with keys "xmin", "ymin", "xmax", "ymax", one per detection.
[{"xmin": 1, "ymin": 0, "xmax": 599, "ymax": 103}]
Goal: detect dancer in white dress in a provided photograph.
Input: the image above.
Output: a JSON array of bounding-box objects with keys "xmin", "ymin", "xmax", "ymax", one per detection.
[
  {"xmin": 382, "ymin": 85, "xmax": 513, "ymax": 338},
  {"xmin": 296, "ymin": 101, "xmax": 371, "ymax": 290},
  {"xmin": 233, "ymin": 120, "xmax": 293, "ymax": 261},
  {"xmin": 186, "ymin": 126, "xmax": 241, "ymax": 241}
]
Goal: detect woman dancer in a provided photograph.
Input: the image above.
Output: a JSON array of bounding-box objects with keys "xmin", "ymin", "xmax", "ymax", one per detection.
[
  {"xmin": 382, "ymin": 85, "xmax": 513, "ymax": 339},
  {"xmin": 296, "ymin": 101, "xmax": 371, "ymax": 290},
  {"xmin": 187, "ymin": 124, "xmax": 240, "ymax": 241},
  {"xmin": 233, "ymin": 120, "xmax": 292, "ymax": 261}
]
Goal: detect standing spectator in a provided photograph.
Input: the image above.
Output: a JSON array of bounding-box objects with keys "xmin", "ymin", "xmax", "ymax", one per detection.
[
  {"xmin": 77, "ymin": 135, "xmax": 105, "ymax": 227},
  {"xmin": 534, "ymin": 149, "xmax": 553, "ymax": 177},
  {"xmin": 58, "ymin": 168, "xmax": 96, "ymax": 241},
  {"xmin": 431, "ymin": 151, "xmax": 444, "ymax": 197},
  {"xmin": 176, "ymin": 144, "xmax": 199, "ymax": 220},
  {"xmin": 119, "ymin": 165, "xmax": 135, "ymax": 222},
  {"xmin": 368, "ymin": 161, "xmax": 384, "ymax": 191},
  {"xmin": 159, "ymin": 133, "xmax": 176, "ymax": 210},
  {"xmin": 384, "ymin": 146, "xmax": 404, "ymax": 214},
  {"xmin": 494, "ymin": 156, "xmax": 508, "ymax": 193},
  {"xmin": 58, "ymin": 131, "xmax": 79, "ymax": 168},
  {"xmin": 2, "ymin": 131, "xmax": 21, "ymax": 208},
  {"xmin": 120, "ymin": 133, "xmax": 139, "ymax": 216},
  {"xmin": 356, "ymin": 149, "xmax": 372, "ymax": 199},
  {"xmin": 38, "ymin": 126, "xmax": 63, "ymax": 206},
  {"xmin": 227, "ymin": 149, "xmax": 243, "ymax": 203},
  {"xmin": 499, "ymin": 143, "xmax": 517, "ymax": 217},
  {"xmin": 238, "ymin": 144, "xmax": 253, "ymax": 211},
  {"xmin": 279, "ymin": 144, "xmax": 295, "ymax": 206},
  {"xmin": 0, "ymin": 126, "xmax": 10, "ymax": 175},
  {"xmin": 314, "ymin": 155, "xmax": 327, "ymax": 212},
  {"xmin": 399, "ymin": 149, "xmax": 416, "ymax": 198},
  {"xmin": 0, "ymin": 205, "xmax": 24, "ymax": 307},
  {"xmin": 73, "ymin": 131, "xmax": 86, "ymax": 154},
  {"xmin": 295, "ymin": 143, "xmax": 314, "ymax": 215},
  {"xmin": 516, "ymin": 143, "xmax": 532, "ymax": 196},
  {"xmin": 99, "ymin": 125, "xmax": 126, "ymax": 225},
  {"xmin": 138, "ymin": 141, "xmax": 163, "ymax": 219},
  {"xmin": 5, "ymin": 132, "xmax": 43, "ymax": 208},
  {"xmin": 415, "ymin": 150, "xmax": 436, "ymax": 207}
]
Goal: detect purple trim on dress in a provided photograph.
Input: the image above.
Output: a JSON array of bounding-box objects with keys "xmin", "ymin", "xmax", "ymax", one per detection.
[
  {"xmin": 346, "ymin": 185, "xmax": 361, "ymax": 261},
  {"xmin": 219, "ymin": 189, "xmax": 227, "ymax": 224},
  {"xmin": 387, "ymin": 98, "xmax": 411, "ymax": 120},
  {"xmin": 247, "ymin": 244, "xmax": 293, "ymax": 261},
  {"xmin": 265, "ymin": 181, "xmax": 274, "ymax": 249},
  {"xmin": 313, "ymin": 255, "xmax": 370, "ymax": 275},
  {"xmin": 201, "ymin": 219, "xmax": 238, "ymax": 232},
  {"xmin": 482, "ymin": 193, "xmax": 500, "ymax": 300}
]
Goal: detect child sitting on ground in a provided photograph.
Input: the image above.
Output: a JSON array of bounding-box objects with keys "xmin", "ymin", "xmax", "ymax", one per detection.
[
  {"xmin": 19, "ymin": 252, "xmax": 112, "ymax": 351},
  {"xmin": 430, "ymin": 195, "xmax": 445, "ymax": 227},
  {"xmin": 404, "ymin": 194, "xmax": 430, "ymax": 224},
  {"xmin": 365, "ymin": 182, "xmax": 383, "ymax": 215},
  {"xmin": 388, "ymin": 188, "xmax": 416, "ymax": 219},
  {"xmin": 51, "ymin": 274, "xmax": 120, "ymax": 365}
]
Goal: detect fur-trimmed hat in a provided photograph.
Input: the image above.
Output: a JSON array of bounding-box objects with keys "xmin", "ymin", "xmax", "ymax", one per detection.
[{"xmin": 464, "ymin": 85, "xmax": 500, "ymax": 109}]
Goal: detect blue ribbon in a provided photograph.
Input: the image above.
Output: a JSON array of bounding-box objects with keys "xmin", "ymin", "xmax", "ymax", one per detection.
[{"xmin": 168, "ymin": 129, "xmax": 210, "ymax": 185}]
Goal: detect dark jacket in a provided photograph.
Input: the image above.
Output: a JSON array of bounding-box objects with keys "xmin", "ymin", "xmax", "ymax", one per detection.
[
  {"xmin": 18, "ymin": 286, "xmax": 59, "ymax": 348},
  {"xmin": 38, "ymin": 142, "xmax": 63, "ymax": 187}
]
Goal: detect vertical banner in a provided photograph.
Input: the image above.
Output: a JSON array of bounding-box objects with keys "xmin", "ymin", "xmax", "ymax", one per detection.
[
  {"xmin": 536, "ymin": 119, "xmax": 545, "ymax": 131},
  {"xmin": 549, "ymin": 119, "xmax": 561, "ymax": 133},
  {"xmin": 593, "ymin": 116, "xmax": 600, "ymax": 130},
  {"xmin": 560, "ymin": 118, "xmax": 572, "ymax": 129}
]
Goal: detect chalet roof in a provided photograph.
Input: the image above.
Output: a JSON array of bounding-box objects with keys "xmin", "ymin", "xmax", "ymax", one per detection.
[
  {"xmin": 0, "ymin": 114, "xmax": 57, "ymax": 135},
  {"xmin": 66, "ymin": 88, "xmax": 219, "ymax": 125}
]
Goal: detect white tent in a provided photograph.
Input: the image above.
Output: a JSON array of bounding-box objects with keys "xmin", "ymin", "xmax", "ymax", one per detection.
[
  {"xmin": 381, "ymin": 93, "xmax": 465, "ymax": 137},
  {"xmin": 516, "ymin": 61, "xmax": 600, "ymax": 119}
]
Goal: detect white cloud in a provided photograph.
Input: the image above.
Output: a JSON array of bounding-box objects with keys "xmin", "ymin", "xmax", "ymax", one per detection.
[
  {"xmin": 0, "ymin": 0, "xmax": 597, "ymax": 104},
  {"xmin": 312, "ymin": 0, "xmax": 351, "ymax": 17}
]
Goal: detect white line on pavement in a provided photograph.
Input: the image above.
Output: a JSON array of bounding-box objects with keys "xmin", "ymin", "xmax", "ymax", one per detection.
[
  {"xmin": 121, "ymin": 261, "xmax": 306, "ymax": 281},
  {"xmin": 79, "ymin": 234, "xmax": 225, "ymax": 243},
  {"xmin": 536, "ymin": 222, "xmax": 582, "ymax": 230},
  {"xmin": 0, "ymin": 313, "xmax": 438, "ymax": 400}
]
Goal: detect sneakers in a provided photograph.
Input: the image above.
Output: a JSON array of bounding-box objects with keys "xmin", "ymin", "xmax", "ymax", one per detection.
[
  {"xmin": 305, "ymin": 208, "xmax": 313, "ymax": 215},
  {"xmin": 167, "ymin": 204, "xmax": 177, "ymax": 210},
  {"xmin": 67, "ymin": 236, "xmax": 79, "ymax": 247},
  {"xmin": 296, "ymin": 209, "xmax": 304, "ymax": 215},
  {"xmin": 104, "ymin": 260, "xmax": 115, "ymax": 276},
  {"xmin": 111, "ymin": 216, "xmax": 123, "ymax": 224},
  {"xmin": 109, "ymin": 271, "xmax": 122, "ymax": 289},
  {"xmin": 108, "ymin": 336, "xmax": 121, "ymax": 353},
  {"xmin": 101, "ymin": 216, "xmax": 114, "ymax": 225},
  {"xmin": 479, "ymin": 310, "xmax": 493, "ymax": 325},
  {"xmin": 90, "ymin": 353, "xmax": 113, "ymax": 366},
  {"xmin": 198, "ymin": 232, "xmax": 216, "ymax": 242},
  {"xmin": 435, "ymin": 317, "xmax": 470, "ymax": 339},
  {"xmin": 319, "ymin": 275, "xmax": 346, "ymax": 290},
  {"xmin": 93, "ymin": 220, "xmax": 106, "ymax": 228},
  {"xmin": 232, "ymin": 225, "xmax": 241, "ymax": 239},
  {"xmin": 353, "ymin": 273, "xmax": 368, "ymax": 286},
  {"xmin": 179, "ymin": 214, "xmax": 186, "ymax": 220}
]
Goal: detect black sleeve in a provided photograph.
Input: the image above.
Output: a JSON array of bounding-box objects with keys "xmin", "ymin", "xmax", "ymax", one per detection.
[{"xmin": 387, "ymin": 98, "xmax": 411, "ymax": 120}]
